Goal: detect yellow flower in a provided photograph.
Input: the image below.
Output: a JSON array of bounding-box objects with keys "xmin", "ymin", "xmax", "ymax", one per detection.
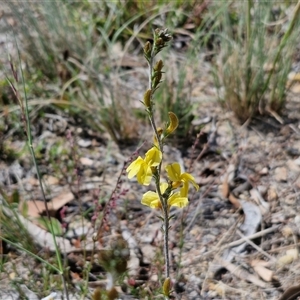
[
  {"xmin": 126, "ymin": 147, "xmax": 162, "ymax": 186},
  {"xmin": 141, "ymin": 190, "xmax": 162, "ymax": 209},
  {"xmin": 144, "ymin": 146, "xmax": 162, "ymax": 167},
  {"xmin": 141, "ymin": 183, "xmax": 188, "ymax": 209},
  {"xmin": 166, "ymin": 163, "xmax": 199, "ymax": 196},
  {"xmin": 168, "ymin": 192, "xmax": 188, "ymax": 208}
]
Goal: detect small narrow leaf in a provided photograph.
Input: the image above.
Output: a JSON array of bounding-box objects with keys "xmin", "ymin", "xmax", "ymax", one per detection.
[{"xmin": 36, "ymin": 217, "xmax": 63, "ymax": 236}]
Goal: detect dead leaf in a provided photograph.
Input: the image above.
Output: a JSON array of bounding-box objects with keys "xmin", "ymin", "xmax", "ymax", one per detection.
[
  {"xmin": 250, "ymin": 189, "xmax": 270, "ymax": 216},
  {"xmin": 43, "ymin": 175, "xmax": 59, "ymax": 185},
  {"xmin": 221, "ymin": 181, "xmax": 230, "ymax": 198},
  {"xmin": 239, "ymin": 200, "xmax": 262, "ymax": 236},
  {"xmin": 279, "ymin": 284, "xmax": 300, "ymax": 300},
  {"xmin": 267, "ymin": 186, "xmax": 278, "ymax": 201},
  {"xmin": 288, "ymin": 71, "xmax": 300, "ymax": 81},
  {"xmin": 217, "ymin": 257, "xmax": 267, "ymax": 288},
  {"xmin": 71, "ymin": 238, "xmax": 82, "ymax": 249},
  {"xmin": 19, "ymin": 191, "xmax": 74, "ymax": 219},
  {"xmin": 19, "ymin": 200, "xmax": 47, "ymax": 218},
  {"xmin": 222, "ymin": 200, "xmax": 261, "ymax": 263},
  {"xmin": 277, "ymin": 249, "xmax": 298, "ymax": 267},
  {"xmin": 286, "ymin": 249, "xmax": 298, "ymax": 258},
  {"xmin": 208, "ymin": 282, "xmax": 226, "ymax": 297},
  {"xmin": 27, "ymin": 177, "xmax": 39, "ymax": 186},
  {"xmin": 51, "ymin": 191, "xmax": 74, "ymax": 211},
  {"xmin": 79, "ymin": 157, "xmax": 94, "ymax": 166},
  {"xmin": 2, "ymin": 206, "xmax": 87, "ymax": 252},
  {"xmin": 228, "ymin": 193, "xmax": 241, "ymax": 208},
  {"xmin": 70, "ymin": 271, "xmax": 82, "ymax": 282},
  {"xmin": 221, "ymin": 161, "xmax": 237, "ymax": 184},
  {"xmin": 281, "ymin": 226, "xmax": 293, "ymax": 237},
  {"xmin": 274, "ymin": 166, "xmax": 288, "ymax": 182},
  {"xmin": 291, "ymin": 83, "xmax": 300, "ymax": 94},
  {"xmin": 251, "ymin": 260, "xmax": 273, "ymax": 282}
]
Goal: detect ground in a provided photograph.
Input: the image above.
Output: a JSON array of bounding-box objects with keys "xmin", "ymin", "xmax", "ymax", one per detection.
[{"xmin": 1, "ymin": 78, "xmax": 300, "ymax": 299}]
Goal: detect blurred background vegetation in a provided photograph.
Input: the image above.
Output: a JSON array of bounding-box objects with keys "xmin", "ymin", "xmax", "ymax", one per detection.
[{"xmin": 1, "ymin": 0, "xmax": 300, "ymax": 146}]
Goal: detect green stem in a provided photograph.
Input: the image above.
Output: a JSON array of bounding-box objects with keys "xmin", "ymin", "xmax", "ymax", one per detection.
[
  {"xmin": 13, "ymin": 38, "xmax": 69, "ymax": 300},
  {"xmin": 163, "ymin": 212, "xmax": 170, "ymax": 278},
  {"xmin": 147, "ymin": 40, "xmax": 170, "ymax": 279},
  {"xmin": 1, "ymin": 236, "xmax": 61, "ymax": 273}
]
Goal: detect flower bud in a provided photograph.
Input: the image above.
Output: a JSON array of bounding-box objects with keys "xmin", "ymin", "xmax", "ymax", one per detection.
[
  {"xmin": 92, "ymin": 288, "xmax": 102, "ymax": 300},
  {"xmin": 165, "ymin": 112, "xmax": 179, "ymax": 135},
  {"xmin": 154, "ymin": 60, "xmax": 164, "ymax": 72},
  {"xmin": 107, "ymin": 287, "xmax": 118, "ymax": 300},
  {"xmin": 143, "ymin": 41, "xmax": 152, "ymax": 59},
  {"xmin": 163, "ymin": 277, "xmax": 171, "ymax": 297},
  {"xmin": 155, "ymin": 28, "xmax": 172, "ymax": 42},
  {"xmin": 143, "ymin": 89, "xmax": 152, "ymax": 108},
  {"xmin": 153, "ymin": 72, "xmax": 162, "ymax": 88},
  {"xmin": 155, "ymin": 37, "xmax": 164, "ymax": 47}
]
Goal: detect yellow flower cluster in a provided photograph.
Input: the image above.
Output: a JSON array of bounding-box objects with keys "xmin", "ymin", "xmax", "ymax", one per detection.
[
  {"xmin": 126, "ymin": 147, "xmax": 162, "ymax": 186},
  {"xmin": 165, "ymin": 163, "xmax": 199, "ymax": 198},
  {"xmin": 127, "ymin": 152, "xmax": 199, "ymax": 209},
  {"xmin": 141, "ymin": 182, "xmax": 188, "ymax": 209}
]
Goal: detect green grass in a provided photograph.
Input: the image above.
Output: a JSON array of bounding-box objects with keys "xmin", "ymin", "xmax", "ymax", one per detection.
[
  {"xmin": 211, "ymin": 0, "xmax": 300, "ymax": 122},
  {"xmin": 2, "ymin": 0, "xmax": 203, "ymax": 145}
]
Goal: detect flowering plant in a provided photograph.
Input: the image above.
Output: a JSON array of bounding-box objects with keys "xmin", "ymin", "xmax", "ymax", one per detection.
[{"xmin": 126, "ymin": 28, "xmax": 199, "ymax": 298}]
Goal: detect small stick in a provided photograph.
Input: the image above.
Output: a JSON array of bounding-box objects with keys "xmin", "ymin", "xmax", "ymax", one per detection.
[
  {"xmin": 236, "ymin": 230, "xmax": 276, "ymax": 262},
  {"xmin": 225, "ymin": 225, "xmax": 279, "ymax": 248}
]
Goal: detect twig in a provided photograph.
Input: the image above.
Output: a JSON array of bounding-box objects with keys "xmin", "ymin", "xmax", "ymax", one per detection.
[
  {"xmin": 236, "ymin": 230, "xmax": 276, "ymax": 262},
  {"xmin": 267, "ymin": 242, "xmax": 300, "ymax": 254},
  {"xmin": 225, "ymin": 225, "xmax": 279, "ymax": 248},
  {"xmin": 96, "ymin": 142, "xmax": 144, "ymax": 244}
]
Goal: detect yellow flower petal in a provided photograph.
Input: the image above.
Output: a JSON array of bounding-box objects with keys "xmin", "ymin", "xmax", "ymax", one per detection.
[
  {"xmin": 160, "ymin": 182, "xmax": 169, "ymax": 194},
  {"xmin": 166, "ymin": 163, "xmax": 181, "ymax": 182},
  {"xmin": 141, "ymin": 191, "xmax": 161, "ymax": 209},
  {"xmin": 180, "ymin": 181, "xmax": 189, "ymax": 197},
  {"xmin": 181, "ymin": 173, "xmax": 199, "ymax": 191},
  {"xmin": 126, "ymin": 157, "xmax": 144, "ymax": 179},
  {"xmin": 168, "ymin": 192, "xmax": 188, "ymax": 208},
  {"xmin": 136, "ymin": 163, "xmax": 152, "ymax": 186},
  {"xmin": 145, "ymin": 147, "xmax": 162, "ymax": 167},
  {"xmin": 166, "ymin": 163, "xmax": 199, "ymax": 192}
]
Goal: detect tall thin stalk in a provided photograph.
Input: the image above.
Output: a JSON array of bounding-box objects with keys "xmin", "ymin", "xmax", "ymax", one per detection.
[
  {"xmin": 126, "ymin": 29, "xmax": 199, "ymax": 298},
  {"xmin": 146, "ymin": 51, "xmax": 170, "ymax": 278},
  {"xmin": 7, "ymin": 38, "xmax": 69, "ymax": 300}
]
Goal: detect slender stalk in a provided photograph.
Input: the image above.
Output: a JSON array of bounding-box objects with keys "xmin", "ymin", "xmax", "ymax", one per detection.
[
  {"xmin": 163, "ymin": 213, "xmax": 170, "ymax": 278},
  {"xmin": 147, "ymin": 39, "xmax": 170, "ymax": 280},
  {"xmin": 10, "ymin": 38, "xmax": 69, "ymax": 300},
  {"xmin": 0, "ymin": 237, "xmax": 61, "ymax": 273}
]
